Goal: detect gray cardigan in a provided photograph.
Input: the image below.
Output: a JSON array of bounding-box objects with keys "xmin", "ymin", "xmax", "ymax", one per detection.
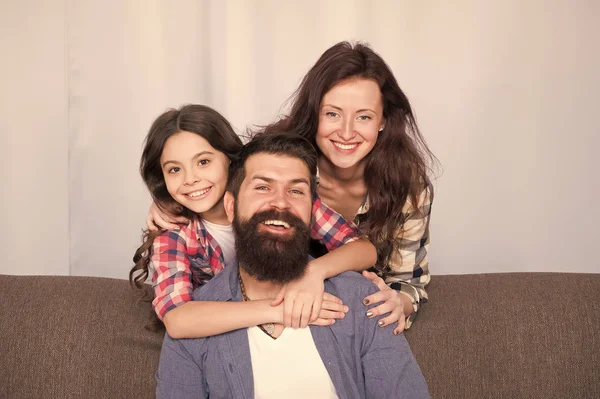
[{"xmin": 156, "ymin": 263, "xmax": 430, "ymax": 399}]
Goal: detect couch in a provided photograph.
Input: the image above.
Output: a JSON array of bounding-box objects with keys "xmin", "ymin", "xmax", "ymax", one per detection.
[{"xmin": 1, "ymin": 272, "xmax": 599, "ymax": 398}]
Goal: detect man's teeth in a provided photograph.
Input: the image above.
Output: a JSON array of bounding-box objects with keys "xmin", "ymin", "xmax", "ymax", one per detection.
[
  {"xmin": 263, "ymin": 220, "xmax": 291, "ymax": 229},
  {"xmin": 188, "ymin": 188, "xmax": 210, "ymax": 197},
  {"xmin": 333, "ymin": 142, "xmax": 359, "ymax": 150}
]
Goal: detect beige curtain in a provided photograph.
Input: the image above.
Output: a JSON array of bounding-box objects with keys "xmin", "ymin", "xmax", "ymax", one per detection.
[{"xmin": 1, "ymin": 0, "xmax": 599, "ymax": 279}]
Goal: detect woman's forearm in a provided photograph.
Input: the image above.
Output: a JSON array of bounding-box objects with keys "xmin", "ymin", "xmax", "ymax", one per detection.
[
  {"xmin": 163, "ymin": 299, "xmax": 281, "ymax": 339},
  {"xmin": 309, "ymin": 238, "xmax": 377, "ymax": 279}
]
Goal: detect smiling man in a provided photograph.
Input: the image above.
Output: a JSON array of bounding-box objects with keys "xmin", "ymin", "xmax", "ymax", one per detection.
[{"xmin": 155, "ymin": 133, "xmax": 430, "ymax": 399}]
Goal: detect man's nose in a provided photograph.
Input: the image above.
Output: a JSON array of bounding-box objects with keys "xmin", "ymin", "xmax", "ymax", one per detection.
[{"xmin": 268, "ymin": 189, "xmax": 291, "ymax": 210}]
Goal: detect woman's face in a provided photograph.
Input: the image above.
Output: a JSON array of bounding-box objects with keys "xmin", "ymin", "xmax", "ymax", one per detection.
[{"xmin": 316, "ymin": 78, "xmax": 384, "ymax": 171}]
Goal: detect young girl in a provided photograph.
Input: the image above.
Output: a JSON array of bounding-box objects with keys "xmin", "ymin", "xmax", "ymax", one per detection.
[{"xmin": 131, "ymin": 104, "xmax": 377, "ymax": 338}]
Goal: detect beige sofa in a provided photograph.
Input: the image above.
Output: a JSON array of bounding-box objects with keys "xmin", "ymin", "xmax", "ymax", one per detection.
[{"xmin": 1, "ymin": 272, "xmax": 599, "ymax": 398}]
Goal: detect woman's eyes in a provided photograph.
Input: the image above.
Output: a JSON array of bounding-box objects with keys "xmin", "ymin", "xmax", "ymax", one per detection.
[{"xmin": 324, "ymin": 111, "xmax": 372, "ymax": 121}]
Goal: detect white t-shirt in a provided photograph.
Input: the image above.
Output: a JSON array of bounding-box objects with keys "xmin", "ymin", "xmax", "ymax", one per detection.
[
  {"xmin": 201, "ymin": 219, "xmax": 237, "ymax": 268},
  {"xmin": 248, "ymin": 326, "xmax": 338, "ymax": 399}
]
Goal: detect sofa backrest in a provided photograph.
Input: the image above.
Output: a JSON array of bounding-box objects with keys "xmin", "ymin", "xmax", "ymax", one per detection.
[{"xmin": 1, "ymin": 272, "xmax": 599, "ymax": 398}]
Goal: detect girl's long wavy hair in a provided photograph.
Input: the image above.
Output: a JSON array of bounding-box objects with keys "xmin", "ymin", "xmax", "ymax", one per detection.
[
  {"xmin": 260, "ymin": 41, "xmax": 438, "ymax": 271},
  {"xmin": 130, "ymin": 104, "xmax": 243, "ymax": 330}
]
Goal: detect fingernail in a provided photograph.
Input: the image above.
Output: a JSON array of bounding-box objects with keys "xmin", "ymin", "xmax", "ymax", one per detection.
[
  {"xmin": 378, "ymin": 320, "xmax": 385, "ymax": 327},
  {"xmin": 366, "ymin": 311, "xmax": 373, "ymax": 318},
  {"xmin": 344, "ymin": 306, "xmax": 349, "ymax": 312},
  {"xmin": 363, "ymin": 299, "xmax": 370, "ymax": 306},
  {"xmin": 393, "ymin": 330, "xmax": 399, "ymax": 336},
  {"xmin": 331, "ymin": 320, "xmax": 336, "ymax": 324}
]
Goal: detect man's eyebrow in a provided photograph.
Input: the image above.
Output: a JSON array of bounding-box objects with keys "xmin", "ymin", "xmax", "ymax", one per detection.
[
  {"xmin": 290, "ymin": 178, "xmax": 310, "ymax": 186},
  {"xmin": 250, "ymin": 176, "xmax": 310, "ymax": 186},
  {"xmin": 161, "ymin": 151, "xmax": 213, "ymax": 168},
  {"xmin": 251, "ymin": 175, "xmax": 274, "ymax": 183}
]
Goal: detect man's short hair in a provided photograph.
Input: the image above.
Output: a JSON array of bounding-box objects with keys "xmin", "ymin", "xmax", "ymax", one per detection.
[{"xmin": 227, "ymin": 133, "xmax": 318, "ymax": 199}]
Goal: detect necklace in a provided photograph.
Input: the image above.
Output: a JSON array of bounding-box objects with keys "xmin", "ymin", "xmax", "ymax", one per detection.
[{"xmin": 238, "ymin": 270, "xmax": 276, "ymax": 339}]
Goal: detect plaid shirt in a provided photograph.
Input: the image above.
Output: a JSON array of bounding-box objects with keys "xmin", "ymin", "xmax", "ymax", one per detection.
[
  {"xmin": 356, "ymin": 183, "xmax": 434, "ymax": 330},
  {"xmin": 150, "ymin": 196, "xmax": 359, "ymax": 320}
]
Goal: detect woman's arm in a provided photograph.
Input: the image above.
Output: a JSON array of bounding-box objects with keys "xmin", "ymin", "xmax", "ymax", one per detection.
[
  {"xmin": 362, "ymin": 183, "xmax": 433, "ymax": 333},
  {"xmin": 276, "ymin": 198, "xmax": 377, "ymax": 328}
]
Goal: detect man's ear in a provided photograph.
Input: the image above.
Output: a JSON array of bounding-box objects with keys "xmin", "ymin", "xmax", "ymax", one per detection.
[{"xmin": 224, "ymin": 192, "xmax": 235, "ymax": 223}]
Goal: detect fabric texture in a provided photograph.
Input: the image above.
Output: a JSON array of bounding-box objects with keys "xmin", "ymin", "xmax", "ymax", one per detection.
[{"xmin": 150, "ymin": 198, "xmax": 359, "ymax": 320}]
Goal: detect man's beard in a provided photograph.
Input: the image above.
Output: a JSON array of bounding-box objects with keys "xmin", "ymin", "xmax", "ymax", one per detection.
[{"xmin": 233, "ymin": 208, "xmax": 310, "ymax": 284}]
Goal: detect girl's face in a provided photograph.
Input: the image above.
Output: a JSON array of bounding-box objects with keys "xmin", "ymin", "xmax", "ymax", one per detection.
[
  {"xmin": 316, "ymin": 78, "xmax": 384, "ymax": 171},
  {"xmin": 160, "ymin": 131, "xmax": 230, "ymax": 218}
]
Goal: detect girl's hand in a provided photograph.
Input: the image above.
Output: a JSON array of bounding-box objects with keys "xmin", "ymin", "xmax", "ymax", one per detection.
[
  {"xmin": 146, "ymin": 202, "xmax": 189, "ymax": 231},
  {"xmin": 361, "ymin": 270, "xmax": 410, "ymax": 335},
  {"xmin": 310, "ymin": 293, "xmax": 348, "ymax": 326},
  {"xmin": 271, "ymin": 263, "xmax": 347, "ymax": 328}
]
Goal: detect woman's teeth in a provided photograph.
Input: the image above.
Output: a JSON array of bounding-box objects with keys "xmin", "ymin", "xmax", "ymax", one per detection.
[
  {"xmin": 262, "ymin": 220, "xmax": 291, "ymax": 229},
  {"xmin": 333, "ymin": 141, "xmax": 359, "ymax": 150}
]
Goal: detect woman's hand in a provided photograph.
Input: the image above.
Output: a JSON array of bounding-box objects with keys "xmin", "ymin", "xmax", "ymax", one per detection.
[
  {"xmin": 146, "ymin": 202, "xmax": 189, "ymax": 231},
  {"xmin": 362, "ymin": 270, "xmax": 411, "ymax": 335},
  {"xmin": 271, "ymin": 263, "xmax": 348, "ymax": 328}
]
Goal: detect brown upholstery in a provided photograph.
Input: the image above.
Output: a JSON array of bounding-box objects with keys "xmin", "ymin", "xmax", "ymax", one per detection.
[{"xmin": 1, "ymin": 272, "xmax": 598, "ymax": 398}]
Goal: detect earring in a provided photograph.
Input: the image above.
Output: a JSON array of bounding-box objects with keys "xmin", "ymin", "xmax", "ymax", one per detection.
[{"xmin": 378, "ymin": 126, "xmax": 384, "ymax": 132}]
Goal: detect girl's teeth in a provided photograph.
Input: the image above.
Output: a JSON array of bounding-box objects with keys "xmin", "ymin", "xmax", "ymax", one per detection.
[{"xmin": 188, "ymin": 188, "xmax": 210, "ymax": 197}]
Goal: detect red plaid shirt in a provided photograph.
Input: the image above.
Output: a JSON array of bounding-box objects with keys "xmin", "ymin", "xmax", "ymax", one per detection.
[{"xmin": 150, "ymin": 195, "xmax": 359, "ymax": 320}]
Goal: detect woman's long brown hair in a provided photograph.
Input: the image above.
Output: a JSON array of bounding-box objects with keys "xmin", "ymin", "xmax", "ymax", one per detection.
[
  {"xmin": 260, "ymin": 41, "xmax": 438, "ymax": 271},
  {"xmin": 130, "ymin": 104, "xmax": 243, "ymax": 330}
]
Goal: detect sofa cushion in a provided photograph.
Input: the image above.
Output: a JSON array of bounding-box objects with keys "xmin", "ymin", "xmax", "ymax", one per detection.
[
  {"xmin": 406, "ymin": 272, "xmax": 600, "ymax": 399},
  {"xmin": 0, "ymin": 275, "xmax": 163, "ymax": 399}
]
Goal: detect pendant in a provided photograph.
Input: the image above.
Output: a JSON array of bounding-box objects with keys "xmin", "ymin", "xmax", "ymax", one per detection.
[{"xmin": 263, "ymin": 323, "xmax": 275, "ymax": 335}]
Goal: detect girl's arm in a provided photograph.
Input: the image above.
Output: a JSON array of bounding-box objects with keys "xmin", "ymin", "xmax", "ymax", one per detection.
[
  {"xmin": 164, "ymin": 292, "xmax": 346, "ymax": 339},
  {"xmin": 151, "ymin": 220, "xmax": 346, "ymax": 339},
  {"xmin": 164, "ymin": 299, "xmax": 276, "ymax": 339}
]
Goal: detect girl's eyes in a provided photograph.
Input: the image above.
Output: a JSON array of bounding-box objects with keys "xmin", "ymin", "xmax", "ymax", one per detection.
[
  {"xmin": 199, "ymin": 159, "xmax": 210, "ymax": 166},
  {"xmin": 168, "ymin": 167, "xmax": 180, "ymax": 174}
]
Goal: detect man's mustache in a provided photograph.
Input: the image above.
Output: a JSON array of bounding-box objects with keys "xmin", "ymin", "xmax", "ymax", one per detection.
[{"xmin": 249, "ymin": 209, "xmax": 306, "ymax": 230}]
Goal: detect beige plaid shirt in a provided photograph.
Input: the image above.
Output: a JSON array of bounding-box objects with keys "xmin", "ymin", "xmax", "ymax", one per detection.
[{"xmin": 354, "ymin": 184, "xmax": 433, "ymax": 329}]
